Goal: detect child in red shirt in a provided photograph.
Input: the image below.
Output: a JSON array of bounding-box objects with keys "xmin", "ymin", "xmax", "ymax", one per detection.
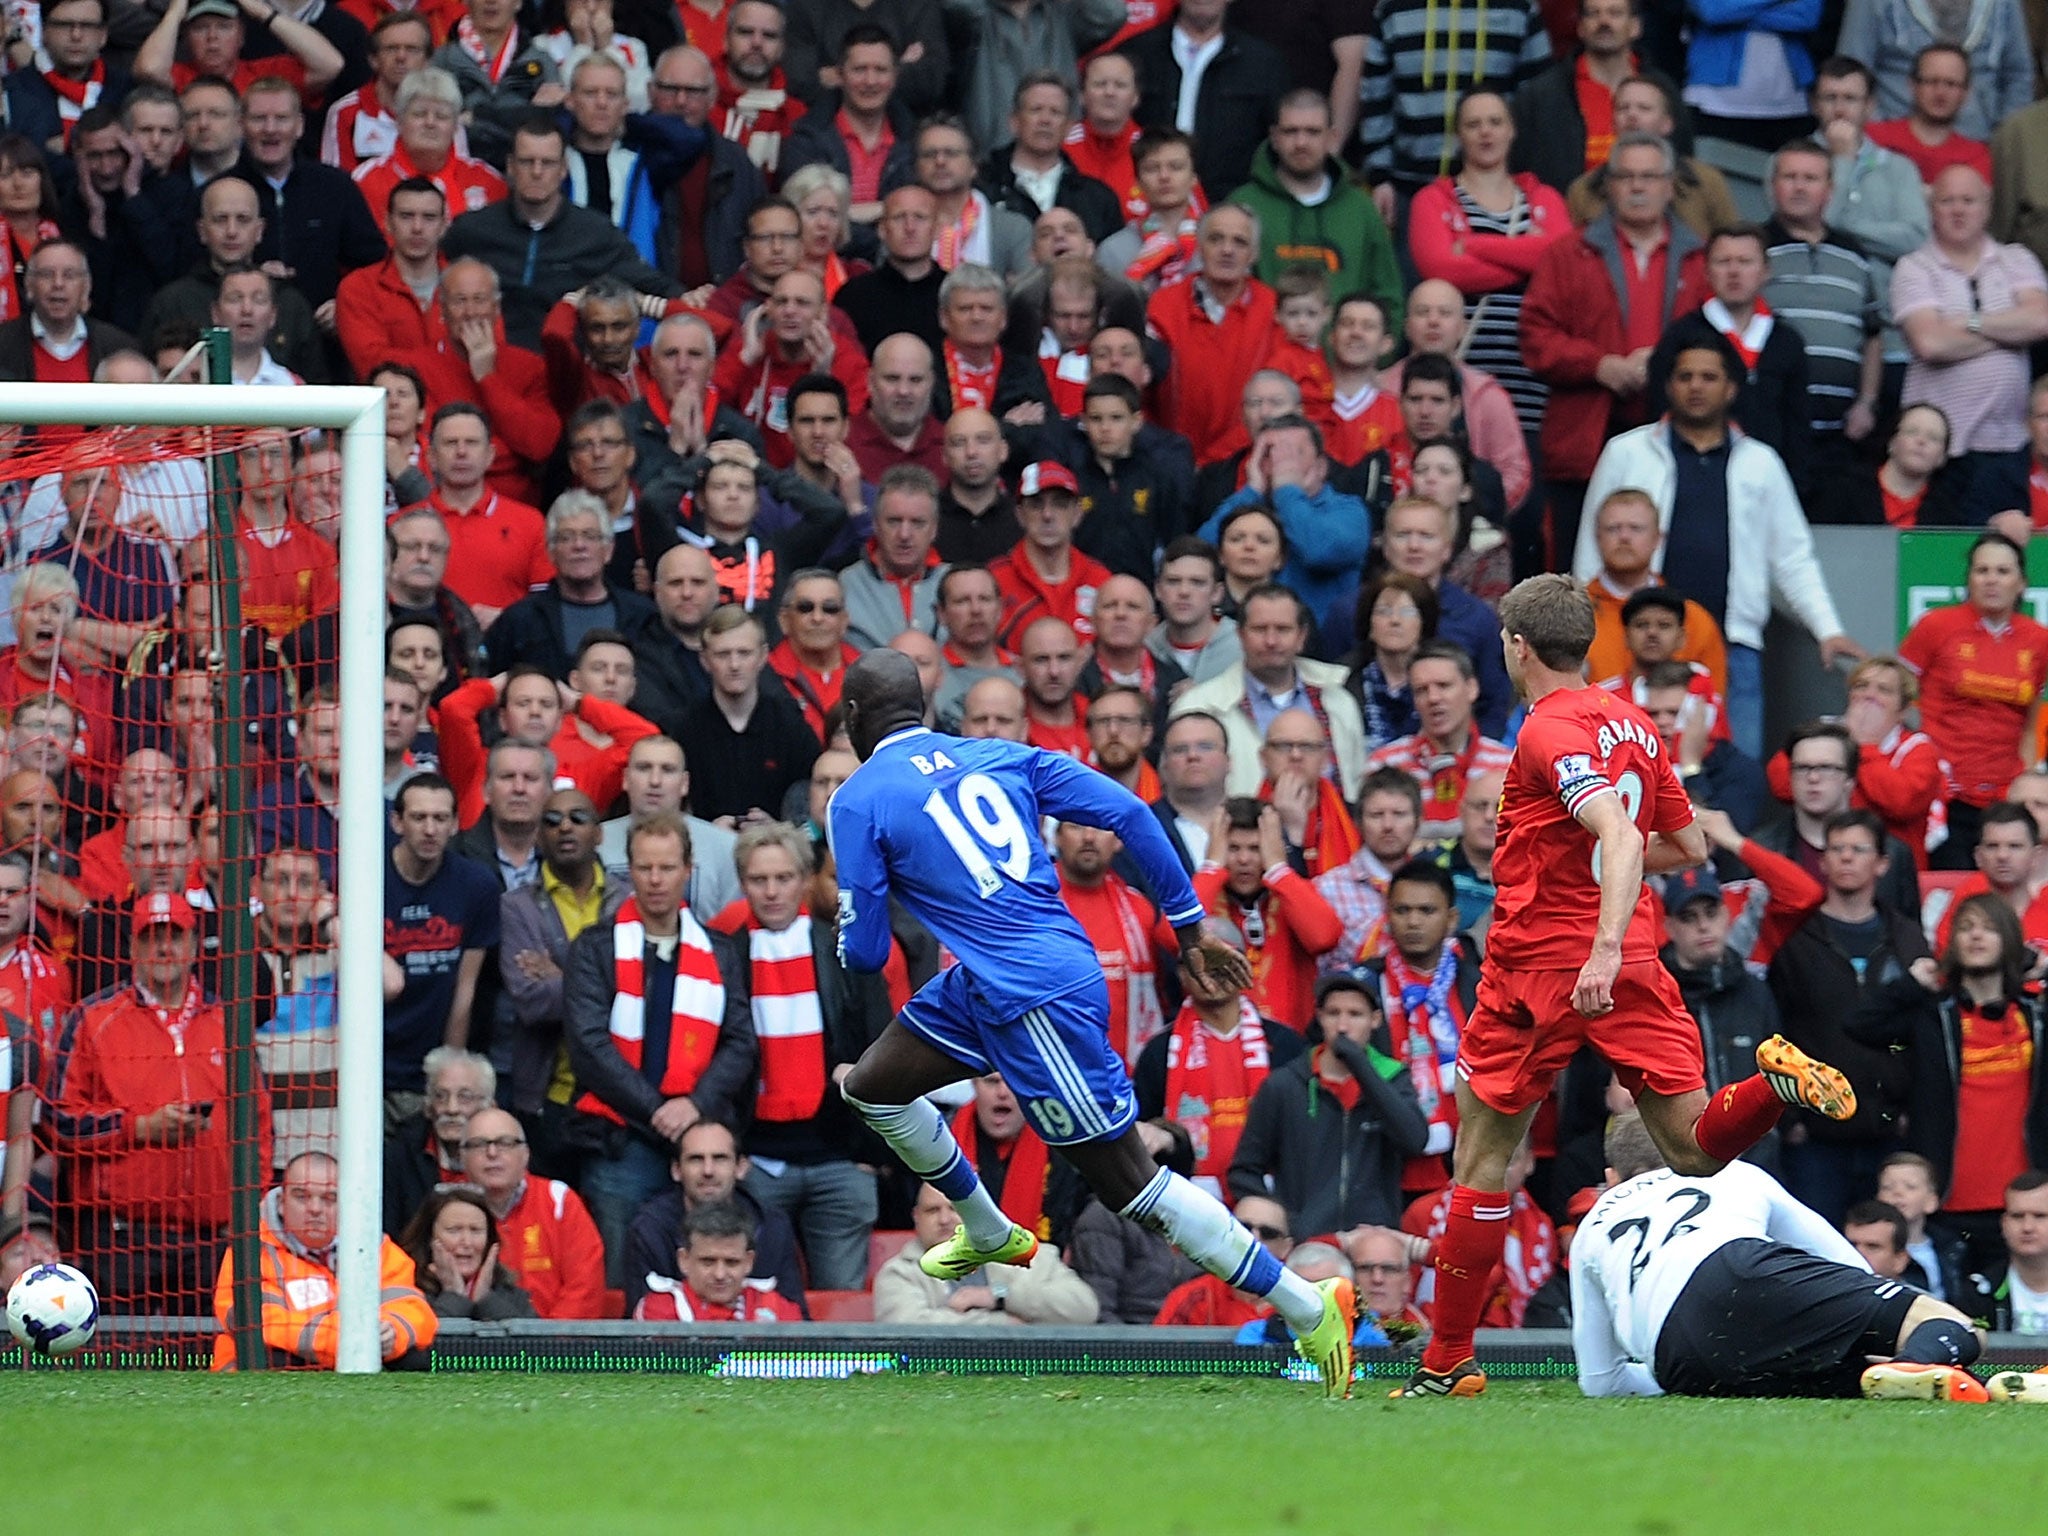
[{"xmin": 1266, "ymin": 268, "xmax": 1337, "ymax": 434}]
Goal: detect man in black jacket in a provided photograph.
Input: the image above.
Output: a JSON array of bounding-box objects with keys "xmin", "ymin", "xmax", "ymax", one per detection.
[
  {"xmin": 3, "ymin": 0, "xmax": 130, "ymax": 153},
  {"xmin": 834, "ymin": 184, "xmax": 944, "ymax": 357},
  {"xmin": 235, "ymin": 76, "xmax": 386, "ymax": 315},
  {"xmin": 1660, "ymin": 862, "xmax": 1784, "ymax": 1169},
  {"xmin": 484, "ymin": 492, "xmax": 663, "ymax": 680},
  {"xmin": 443, "ymin": 115, "xmax": 684, "ymax": 349},
  {"xmin": 1510, "ymin": 0, "xmax": 1688, "ymax": 196},
  {"xmin": 632, "ymin": 545, "xmax": 721, "ymax": 736},
  {"xmin": 1766, "ymin": 809, "xmax": 1925, "ymax": 1228},
  {"xmin": 1647, "ymin": 224, "xmax": 1812, "ymax": 494},
  {"xmin": 1228, "ymin": 974, "xmax": 1430, "ymax": 1235},
  {"xmin": 977, "ymin": 71, "xmax": 1124, "ymax": 243},
  {"xmin": 1120, "ymin": 0, "xmax": 1284, "ymax": 200},
  {"xmin": 564, "ymin": 810, "xmax": 758, "ymax": 1282}
]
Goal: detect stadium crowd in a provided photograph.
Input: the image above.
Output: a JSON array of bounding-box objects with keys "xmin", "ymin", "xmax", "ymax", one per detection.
[{"xmin": 4, "ymin": 0, "xmax": 2048, "ymax": 1361}]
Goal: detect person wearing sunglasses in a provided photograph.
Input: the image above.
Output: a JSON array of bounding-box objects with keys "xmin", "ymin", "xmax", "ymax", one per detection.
[
  {"xmin": 500, "ymin": 788, "xmax": 626, "ymax": 1185},
  {"xmin": 768, "ymin": 569, "xmax": 856, "ymax": 744}
]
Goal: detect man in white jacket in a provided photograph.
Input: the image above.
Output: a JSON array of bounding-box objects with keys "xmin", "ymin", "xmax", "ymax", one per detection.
[{"xmin": 1574, "ymin": 334, "xmax": 1864, "ymax": 760}]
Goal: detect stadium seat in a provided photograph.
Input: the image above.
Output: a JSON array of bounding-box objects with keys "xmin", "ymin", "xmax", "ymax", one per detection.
[
  {"xmin": 807, "ymin": 1290, "xmax": 875, "ymax": 1323},
  {"xmin": 869, "ymin": 1229, "xmax": 915, "ymax": 1277}
]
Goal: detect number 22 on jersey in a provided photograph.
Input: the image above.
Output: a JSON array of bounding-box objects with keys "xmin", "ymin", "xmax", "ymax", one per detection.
[{"xmin": 923, "ymin": 773, "xmax": 1033, "ymax": 898}]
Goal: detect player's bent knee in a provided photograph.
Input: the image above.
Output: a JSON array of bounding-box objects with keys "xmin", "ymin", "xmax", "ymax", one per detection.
[{"xmin": 1894, "ymin": 1296, "xmax": 1984, "ymax": 1366}]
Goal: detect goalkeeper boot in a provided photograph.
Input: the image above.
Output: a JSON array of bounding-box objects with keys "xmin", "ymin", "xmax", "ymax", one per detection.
[
  {"xmin": 1296, "ymin": 1275, "xmax": 1357, "ymax": 1399},
  {"xmin": 1391, "ymin": 1357, "xmax": 1488, "ymax": 1399},
  {"xmin": 1756, "ymin": 1035, "xmax": 1858, "ymax": 1121},
  {"xmin": 1986, "ymin": 1371, "xmax": 2048, "ymax": 1403},
  {"xmin": 1860, "ymin": 1363, "xmax": 1990, "ymax": 1403},
  {"xmin": 917, "ymin": 1221, "xmax": 1039, "ymax": 1282}
]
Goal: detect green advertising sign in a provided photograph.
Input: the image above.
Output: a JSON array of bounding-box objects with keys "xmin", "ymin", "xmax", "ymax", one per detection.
[{"xmin": 1897, "ymin": 530, "xmax": 2048, "ymax": 635}]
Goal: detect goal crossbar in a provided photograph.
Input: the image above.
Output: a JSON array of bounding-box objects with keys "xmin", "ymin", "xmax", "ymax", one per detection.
[{"xmin": 0, "ymin": 383, "xmax": 388, "ymax": 1372}]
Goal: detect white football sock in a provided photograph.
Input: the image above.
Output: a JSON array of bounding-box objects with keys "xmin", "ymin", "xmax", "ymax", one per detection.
[
  {"xmin": 1122, "ymin": 1168, "xmax": 1324, "ymax": 1333},
  {"xmin": 843, "ymin": 1090, "xmax": 1014, "ymax": 1250}
]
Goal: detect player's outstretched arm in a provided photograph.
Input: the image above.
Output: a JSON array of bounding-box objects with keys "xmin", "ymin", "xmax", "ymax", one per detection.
[
  {"xmin": 1028, "ymin": 749, "xmax": 1206, "ymax": 926},
  {"xmin": 1572, "ymin": 791, "xmax": 1645, "ymax": 1016}
]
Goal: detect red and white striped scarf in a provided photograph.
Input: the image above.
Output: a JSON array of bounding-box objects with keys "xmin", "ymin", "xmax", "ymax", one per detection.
[
  {"xmin": 42, "ymin": 62, "xmax": 103, "ymax": 145},
  {"xmin": 575, "ymin": 899, "xmax": 725, "ymax": 1123},
  {"xmin": 454, "ymin": 17, "xmax": 522, "ymax": 83},
  {"xmin": 747, "ymin": 916, "xmax": 828, "ymax": 1123},
  {"xmin": 1162, "ymin": 999, "xmax": 1270, "ymax": 1194}
]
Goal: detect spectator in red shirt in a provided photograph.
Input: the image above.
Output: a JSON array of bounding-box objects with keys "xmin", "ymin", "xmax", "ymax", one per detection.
[
  {"xmin": 405, "ymin": 258, "xmax": 560, "ymax": 504},
  {"xmin": 1521, "ymin": 130, "xmax": 1709, "ymax": 561},
  {"xmin": 1859, "ymin": 895, "xmax": 2048, "ymax": 1258},
  {"xmin": 438, "ymin": 665, "xmax": 658, "ymax": 826},
  {"xmin": 847, "ymin": 332, "xmax": 945, "ymax": 483},
  {"xmin": 322, "ymin": 11, "xmax": 437, "ymax": 172},
  {"xmin": 1194, "ymin": 797, "xmax": 1343, "ymax": 1032},
  {"xmin": 53, "ymin": 890, "xmax": 268, "ymax": 1312},
  {"xmin": 230, "ymin": 428, "xmax": 340, "ymax": 640},
  {"xmin": 134, "ymin": 0, "xmax": 343, "ymax": 101},
  {"xmin": 637, "ymin": 1199, "xmax": 803, "ymax": 1320},
  {"xmin": 1764, "ymin": 656, "xmax": 1945, "ymax": 867},
  {"xmin": 413, "ymin": 401, "xmax": 551, "ymax": 624},
  {"xmin": 539, "ymin": 277, "xmax": 664, "ymax": 419},
  {"xmin": 1145, "ymin": 204, "xmax": 1276, "ymax": 466},
  {"xmin": 714, "ymin": 266, "xmax": 869, "ymax": 466},
  {"xmin": 460, "ymin": 1105, "xmax": 609, "ymax": 1317},
  {"xmin": 1864, "ymin": 43, "xmax": 1993, "ymax": 186},
  {"xmin": 1016, "ymin": 616, "xmax": 1089, "ymax": 757},
  {"xmin": 990, "ymin": 460, "xmax": 1110, "ymax": 647},
  {"xmin": 1900, "ymin": 532, "xmax": 2048, "ymax": 868},
  {"xmin": 1065, "ymin": 52, "xmax": 1145, "ymax": 222},
  {"xmin": 352, "ymin": 65, "xmax": 507, "ymax": 236},
  {"xmin": 1054, "ymin": 818, "xmax": 1176, "ymax": 1067},
  {"xmin": 336, "ymin": 168, "xmax": 448, "ymax": 376},
  {"xmin": 1927, "ymin": 802, "xmax": 2048, "ymax": 952},
  {"xmin": 1367, "ymin": 642, "xmax": 1514, "ymax": 843}
]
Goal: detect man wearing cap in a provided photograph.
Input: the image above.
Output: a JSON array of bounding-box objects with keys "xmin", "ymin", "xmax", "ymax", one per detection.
[
  {"xmin": 989, "ymin": 461, "xmax": 1110, "ymax": 649},
  {"xmin": 1226, "ymin": 973, "xmax": 1429, "ymax": 1236},
  {"xmin": 53, "ymin": 888, "xmax": 271, "ymax": 1313},
  {"xmin": 134, "ymin": 0, "xmax": 345, "ymax": 101},
  {"xmin": 1659, "ymin": 815, "xmax": 1806, "ymax": 1177}
]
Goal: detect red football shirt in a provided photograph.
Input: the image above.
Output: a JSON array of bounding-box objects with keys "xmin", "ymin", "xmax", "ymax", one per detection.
[
  {"xmin": 1487, "ymin": 685, "xmax": 1695, "ymax": 970},
  {"xmin": 1898, "ymin": 603, "xmax": 2048, "ymax": 806}
]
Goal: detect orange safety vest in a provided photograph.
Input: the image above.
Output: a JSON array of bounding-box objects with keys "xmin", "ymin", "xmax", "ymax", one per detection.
[{"xmin": 211, "ymin": 1215, "xmax": 436, "ymax": 1370}]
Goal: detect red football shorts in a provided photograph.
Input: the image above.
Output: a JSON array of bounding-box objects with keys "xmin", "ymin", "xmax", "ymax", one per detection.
[{"xmin": 1456, "ymin": 959, "xmax": 1706, "ymax": 1116}]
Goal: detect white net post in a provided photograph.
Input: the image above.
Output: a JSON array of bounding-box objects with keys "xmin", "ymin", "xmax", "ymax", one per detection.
[{"xmin": 0, "ymin": 383, "xmax": 388, "ymax": 1372}]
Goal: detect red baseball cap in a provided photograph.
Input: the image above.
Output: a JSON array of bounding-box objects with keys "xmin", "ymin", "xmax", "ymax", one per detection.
[
  {"xmin": 1018, "ymin": 461, "xmax": 1079, "ymax": 498},
  {"xmin": 133, "ymin": 892, "xmax": 198, "ymax": 936}
]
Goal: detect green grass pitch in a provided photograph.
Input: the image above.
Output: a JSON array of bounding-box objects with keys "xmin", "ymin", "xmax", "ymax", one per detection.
[{"xmin": 3, "ymin": 1372, "xmax": 2042, "ymax": 1534}]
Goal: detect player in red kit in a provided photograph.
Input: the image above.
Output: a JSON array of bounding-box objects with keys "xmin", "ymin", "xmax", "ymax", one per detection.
[{"xmin": 1395, "ymin": 576, "xmax": 1861, "ymax": 1399}]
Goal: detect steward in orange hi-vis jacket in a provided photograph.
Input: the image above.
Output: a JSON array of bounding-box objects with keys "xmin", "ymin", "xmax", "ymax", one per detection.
[{"xmin": 212, "ymin": 1162, "xmax": 437, "ymax": 1370}]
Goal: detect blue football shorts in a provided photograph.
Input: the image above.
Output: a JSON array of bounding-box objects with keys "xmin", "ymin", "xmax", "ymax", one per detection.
[{"xmin": 897, "ymin": 966, "xmax": 1137, "ymax": 1147}]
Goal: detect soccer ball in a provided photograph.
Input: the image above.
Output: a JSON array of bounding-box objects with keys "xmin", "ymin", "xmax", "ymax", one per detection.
[{"xmin": 5, "ymin": 1262, "xmax": 99, "ymax": 1356}]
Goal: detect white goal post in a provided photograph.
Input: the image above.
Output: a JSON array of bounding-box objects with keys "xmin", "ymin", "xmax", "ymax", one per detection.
[{"xmin": 0, "ymin": 382, "xmax": 388, "ymax": 1373}]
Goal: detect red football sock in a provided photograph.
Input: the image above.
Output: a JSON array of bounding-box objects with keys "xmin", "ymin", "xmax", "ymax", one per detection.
[
  {"xmin": 1420, "ymin": 1184, "xmax": 1511, "ymax": 1374},
  {"xmin": 1692, "ymin": 1074, "xmax": 1784, "ymax": 1164}
]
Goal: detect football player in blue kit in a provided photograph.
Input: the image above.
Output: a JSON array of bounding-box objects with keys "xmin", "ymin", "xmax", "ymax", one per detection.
[{"xmin": 828, "ymin": 650, "xmax": 1357, "ymax": 1394}]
